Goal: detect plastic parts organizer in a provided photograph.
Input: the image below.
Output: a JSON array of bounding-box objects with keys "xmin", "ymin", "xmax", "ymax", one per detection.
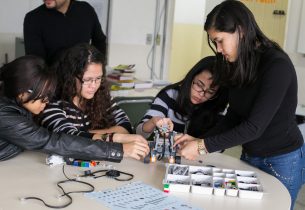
[{"xmin": 163, "ymin": 164, "xmax": 263, "ymax": 199}]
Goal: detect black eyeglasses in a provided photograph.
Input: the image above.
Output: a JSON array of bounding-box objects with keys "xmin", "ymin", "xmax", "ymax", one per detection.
[
  {"xmin": 76, "ymin": 76, "xmax": 104, "ymax": 86},
  {"xmin": 192, "ymin": 81, "xmax": 217, "ymax": 98}
]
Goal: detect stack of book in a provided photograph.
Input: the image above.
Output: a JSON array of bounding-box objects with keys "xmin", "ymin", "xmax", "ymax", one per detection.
[
  {"xmin": 107, "ymin": 64, "xmax": 154, "ymax": 90},
  {"xmin": 107, "ymin": 64, "xmax": 136, "ymax": 89}
]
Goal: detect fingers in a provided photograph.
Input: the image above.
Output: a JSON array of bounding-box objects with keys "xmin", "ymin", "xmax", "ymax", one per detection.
[
  {"xmin": 179, "ymin": 140, "xmax": 200, "ymax": 160},
  {"xmin": 156, "ymin": 118, "xmax": 173, "ymax": 132},
  {"xmin": 173, "ymin": 134, "xmax": 188, "ymax": 146},
  {"xmin": 123, "ymin": 141, "xmax": 150, "ymax": 160},
  {"xmin": 133, "ymin": 135, "xmax": 148, "ymax": 144}
]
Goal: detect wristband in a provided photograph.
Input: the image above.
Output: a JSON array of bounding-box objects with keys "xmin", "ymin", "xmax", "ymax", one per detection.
[
  {"xmin": 109, "ymin": 133, "xmax": 114, "ymax": 142},
  {"xmin": 197, "ymin": 139, "xmax": 207, "ymax": 155}
]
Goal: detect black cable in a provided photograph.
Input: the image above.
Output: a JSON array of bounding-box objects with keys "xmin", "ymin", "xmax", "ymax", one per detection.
[
  {"xmin": 21, "ymin": 195, "xmax": 72, "ymax": 209},
  {"xmin": 22, "ymin": 165, "xmax": 94, "ymax": 209},
  {"xmin": 168, "ymin": 132, "xmax": 173, "ymax": 153},
  {"xmin": 22, "ymin": 165, "xmax": 134, "ymax": 208},
  {"xmin": 80, "ymin": 169, "xmax": 134, "ymax": 181},
  {"xmin": 157, "ymin": 132, "xmax": 165, "ymax": 161}
]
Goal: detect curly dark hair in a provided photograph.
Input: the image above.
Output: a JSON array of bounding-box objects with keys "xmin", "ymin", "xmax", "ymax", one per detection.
[{"xmin": 53, "ymin": 43, "xmax": 114, "ymax": 129}]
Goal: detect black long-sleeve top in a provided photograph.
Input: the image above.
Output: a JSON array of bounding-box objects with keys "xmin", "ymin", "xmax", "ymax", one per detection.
[
  {"xmin": 204, "ymin": 48, "xmax": 303, "ymax": 157},
  {"xmin": 23, "ymin": 0, "xmax": 107, "ymax": 64}
]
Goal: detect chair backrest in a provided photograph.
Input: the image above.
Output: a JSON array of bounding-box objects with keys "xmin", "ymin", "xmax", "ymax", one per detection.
[{"xmin": 113, "ymin": 96, "xmax": 154, "ymax": 131}]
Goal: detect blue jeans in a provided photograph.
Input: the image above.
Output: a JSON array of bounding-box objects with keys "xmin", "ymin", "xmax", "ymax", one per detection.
[{"xmin": 240, "ymin": 144, "xmax": 305, "ymax": 210}]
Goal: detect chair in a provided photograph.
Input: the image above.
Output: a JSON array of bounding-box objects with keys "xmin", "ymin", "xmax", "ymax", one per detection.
[{"xmin": 113, "ymin": 96, "xmax": 154, "ymax": 131}]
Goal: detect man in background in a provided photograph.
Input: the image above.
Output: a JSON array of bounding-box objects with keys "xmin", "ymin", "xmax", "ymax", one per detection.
[{"xmin": 23, "ymin": 0, "xmax": 107, "ymax": 65}]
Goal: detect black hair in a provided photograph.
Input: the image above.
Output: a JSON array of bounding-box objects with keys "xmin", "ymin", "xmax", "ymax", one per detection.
[
  {"xmin": 162, "ymin": 56, "xmax": 228, "ymax": 135},
  {"xmin": 54, "ymin": 43, "xmax": 114, "ymax": 129},
  {"xmin": 163, "ymin": 56, "xmax": 216, "ymax": 116},
  {"xmin": 204, "ymin": 0, "xmax": 283, "ymax": 87},
  {"xmin": 0, "ymin": 55, "xmax": 57, "ymax": 105}
]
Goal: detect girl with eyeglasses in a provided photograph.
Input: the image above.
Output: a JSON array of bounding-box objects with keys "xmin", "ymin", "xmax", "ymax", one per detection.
[
  {"xmin": 136, "ymin": 56, "xmax": 228, "ymax": 138},
  {"xmin": 0, "ymin": 55, "xmax": 149, "ymax": 161},
  {"xmin": 39, "ymin": 43, "xmax": 149, "ymax": 158},
  {"xmin": 174, "ymin": 1, "xmax": 304, "ymax": 209}
]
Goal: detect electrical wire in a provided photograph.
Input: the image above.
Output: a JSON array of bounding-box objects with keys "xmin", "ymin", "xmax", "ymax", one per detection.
[
  {"xmin": 22, "ymin": 165, "xmax": 94, "ymax": 209},
  {"xmin": 157, "ymin": 132, "xmax": 166, "ymax": 161},
  {"xmin": 79, "ymin": 169, "xmax": 134, "ymax": 181},
  {"xmin": 22, "ymin": 164, "xmax": 134, "ymax": 208}
]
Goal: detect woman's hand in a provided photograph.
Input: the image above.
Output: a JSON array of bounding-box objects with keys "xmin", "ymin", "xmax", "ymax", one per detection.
[
  {"xmin": 123, "ymin": 141, "xmax": 150, "ymax": 160},
  {"xmin": 178, "ymin": 140, "xmax": 200, "ymax": 160},
  {"xmin": 155, "ymin": 117, "xmax": 174, "ymax": 133},
  {"xmin": 174, "ymin": 133, "xmax": 196, "ymax": 147},
  {"xmin": 92, "ymin": 133, "xmax": 148, "ymax": 145},
  {"xmin": 142, "ymin": 116, "xmax": 174, "ymax": 134}
]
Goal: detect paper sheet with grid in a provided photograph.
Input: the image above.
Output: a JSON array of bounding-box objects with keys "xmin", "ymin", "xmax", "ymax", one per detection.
[{"xmin": 85, "ymin": 181, "xmax": 203, "ymax": 210}]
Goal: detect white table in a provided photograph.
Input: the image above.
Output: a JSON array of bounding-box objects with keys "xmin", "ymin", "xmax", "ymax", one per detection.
[{"xmin": 0, "ymin": 151, "xmax": 290, "ymax": 210}]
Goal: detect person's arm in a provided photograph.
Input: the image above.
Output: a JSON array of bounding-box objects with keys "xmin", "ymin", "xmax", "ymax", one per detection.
[
  {"xmin": 23, "ymin": 13, "xmax": 46, "ymax": 59},
  {"xmin": 204, "ymin": 56, "xmax": 295, "ymax": 153},
  {"xmin": 1, "ymin": 104, "xmax": 150, "ymax": 161},
  {"xmin": 0, "ymin": 107, "xmax": 122, "ymax": 162},
  {"xmin": 136, "ymin": 91, "xmax": 170, "ymax": 138},
  {"xmin": 40, "ymin": 103, "xmax": 94, "ymax": 139}
]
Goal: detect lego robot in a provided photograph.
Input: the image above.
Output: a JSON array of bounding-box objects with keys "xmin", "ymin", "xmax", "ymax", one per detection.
[{"xmin": 144, "ymin": 127, "xmax": 181, "ymax": 164}]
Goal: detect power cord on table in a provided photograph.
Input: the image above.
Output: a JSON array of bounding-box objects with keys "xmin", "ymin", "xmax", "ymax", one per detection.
[
  {"xmin": 21, "ymin": 164, "xmax": 94, "ymax": 209},
  {"xmin": 79, "ymin": 169, "xmax": 134, "ymax": 181},
  {"xmin": 20, "ymin": 164, "xmax": 134, "ymax": 208}
]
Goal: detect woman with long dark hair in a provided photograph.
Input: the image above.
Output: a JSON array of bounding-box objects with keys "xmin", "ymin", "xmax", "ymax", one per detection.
[
  {"xmin": 0, "ymin": 55, "xmax": 149, "ymax": 161},
  {"xmin": 40, "ymin": 43, "xmax": 145, "ymax": 143},
  {"xmin": 175, "ymin": 1, "xmax": 304, "ymax": 208},
  {"xmin": 136, "ymin": 56, "xmax": 228, "ymax": 138}
]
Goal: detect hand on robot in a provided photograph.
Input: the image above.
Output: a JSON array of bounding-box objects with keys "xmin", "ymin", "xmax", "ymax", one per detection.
[
  {"xmin": 123, "ymin": 140, "xmax": 150, "ymax": 160},
  {"xmin": 154, "ymin": 117, "xmax": 174, "ymax": 134},
  {"xmin": 173, "ymin": 133, "xmax": 196, "ymax": 149},
  {"xmin": 174, "ymin": 134, "xmax": 200, "ymax": 160}
]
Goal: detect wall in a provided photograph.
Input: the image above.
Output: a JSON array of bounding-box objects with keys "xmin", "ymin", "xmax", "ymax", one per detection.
[
  {"xmin": 201, "ymin": 0, "xmax": 224, "ymax": 59},
  {"xmin": 0, "ymin": 0, "xmax": 40, "ymax": 65},
  {"xmin": 284, "ymin": 0, "xmax": 305, "ymax": 105},
  {"xmin": 168, "ymin": 0, "xmax": 224, "ymax": 83},
  {"xmin": 107, "ymin": 0, "xmax": 174, "ymax": 81},
  {"xmin": 168, "ymin": 0, "xmax": 205, "ymax": 82}
]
